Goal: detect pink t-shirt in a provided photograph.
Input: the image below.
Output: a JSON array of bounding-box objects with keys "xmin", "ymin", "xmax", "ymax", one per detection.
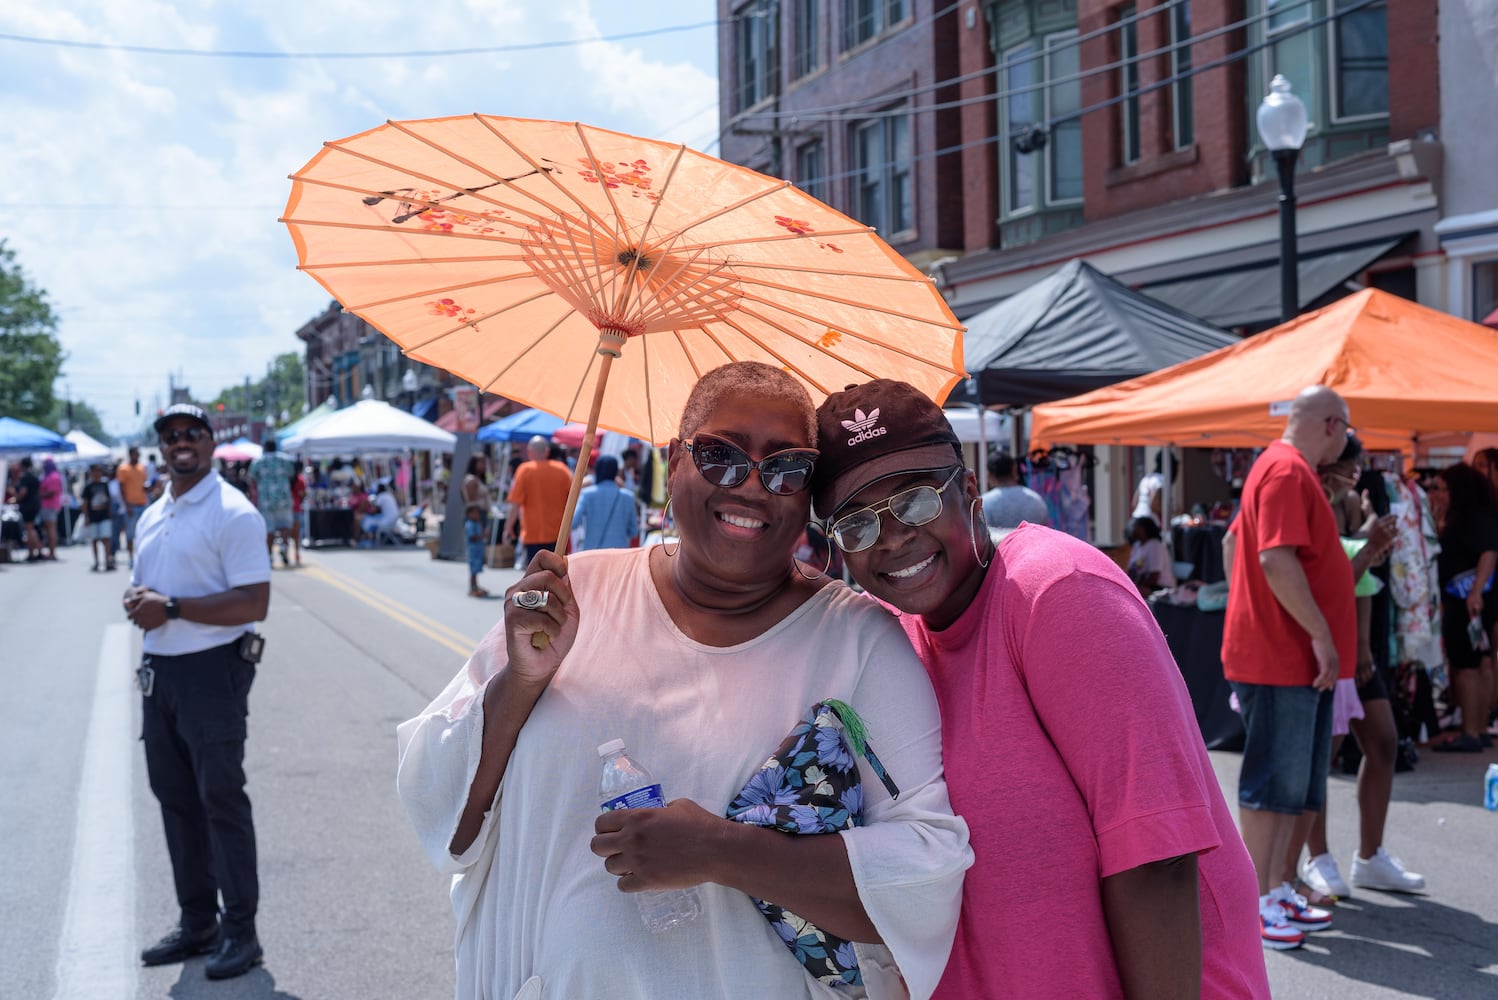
[
  {"xmin": 894, "ymin": 525, "xmax": 1269, "ymax": 999},
  {"xmin": 39, "ymin": 470, "xmax": 65, "ymax": 510}
]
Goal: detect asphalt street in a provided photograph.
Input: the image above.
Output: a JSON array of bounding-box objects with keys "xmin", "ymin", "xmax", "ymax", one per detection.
[{"xmin": 4, "ymin": 539, "xmax": 1496, "ymax": 999}]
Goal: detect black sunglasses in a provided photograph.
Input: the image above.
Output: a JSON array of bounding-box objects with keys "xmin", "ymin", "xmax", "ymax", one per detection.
[
  {"xmin": 159, "ymin": 425, "xmax": 211, "ymax": 445},
  {"xmin": 683, "ymin": 433, "xmax": 818, "ymax": 496}
]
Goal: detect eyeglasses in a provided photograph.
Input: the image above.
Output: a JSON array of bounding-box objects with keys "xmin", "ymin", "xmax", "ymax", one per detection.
[
  {"xmin": 827, "ymin": 467, "xmax": 963, "ymax": 553},
  {"xmin": 1326, "ymin": 415, "xmax": 1357, "ymax": 437},
  {"xmin": 159, "ymin": 425, "xmax": 210, "ymax": 445},
  {"xmin": 682, "ymin": 434, "xmax": 818, "ymax": 496}
]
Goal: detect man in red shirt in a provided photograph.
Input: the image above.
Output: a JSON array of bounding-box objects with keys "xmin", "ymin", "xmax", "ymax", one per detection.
[{"xmin": 1222, "ymin": 385, "xmax": 1357, "ymax": 951}]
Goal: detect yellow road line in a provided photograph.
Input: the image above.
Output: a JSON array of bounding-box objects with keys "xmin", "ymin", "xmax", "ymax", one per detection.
[
  {"xmin": 299, "ymin": 564, "xmax": 478, "ymax": 659},
  {"xmin": 302, "ymin": 556, "xmax": 481, "ymax": 648}
]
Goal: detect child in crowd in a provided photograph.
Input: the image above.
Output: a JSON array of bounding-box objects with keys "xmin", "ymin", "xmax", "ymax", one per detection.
[
  {"xmin": 464, "ymin": 506, "xmax": 489, "ymax": 599},
  {"xmin": 79, "ymin": 465, "xmax": 116, "ymax": 571}
]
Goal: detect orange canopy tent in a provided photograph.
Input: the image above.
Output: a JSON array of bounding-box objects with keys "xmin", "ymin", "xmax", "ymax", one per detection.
[{"xmin": 1029, "ymin": 289, "xmax": 1498, "ymax": 451}]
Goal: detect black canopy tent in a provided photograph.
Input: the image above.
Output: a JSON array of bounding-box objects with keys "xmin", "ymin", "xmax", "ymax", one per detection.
[{"xmin": 958, "ymin": 259, "xmax": 1239, "ymax": 408}]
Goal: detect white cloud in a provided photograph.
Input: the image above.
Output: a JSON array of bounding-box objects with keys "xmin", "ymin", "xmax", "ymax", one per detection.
[{"xmin": 0, "ymin": 0, "xmax": 718, "ymax": 434}]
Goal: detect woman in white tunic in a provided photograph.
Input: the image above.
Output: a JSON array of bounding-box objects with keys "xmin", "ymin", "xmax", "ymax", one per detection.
[{"xmin": 397, "ymin": 362, "xmax": 971, "ymax": 1000}]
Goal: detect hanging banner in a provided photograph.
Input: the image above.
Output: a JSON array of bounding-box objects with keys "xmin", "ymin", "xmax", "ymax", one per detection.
[{"xmin": 453, "ymin": 386, "xmax": 480, "ymax": 434}]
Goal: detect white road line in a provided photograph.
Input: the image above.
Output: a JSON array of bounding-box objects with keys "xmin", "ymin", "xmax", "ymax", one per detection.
[{"xmin": 52, "ymin": 623, "xmax": 137, "ymax": 1000}]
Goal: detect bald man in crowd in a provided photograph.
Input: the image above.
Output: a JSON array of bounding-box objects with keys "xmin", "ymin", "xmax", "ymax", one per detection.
[
  {"xmin": 502, "ymin": 435, "xmax": 574, "ymax": 563},
  {"xmin": 1221, "ymin": 385, "xmax": 1358, "ymax": 951}
]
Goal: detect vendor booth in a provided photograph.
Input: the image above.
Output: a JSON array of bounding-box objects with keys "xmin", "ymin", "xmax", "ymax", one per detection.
[
  {"xmin": 957, "ymin": 260, "xmax": 1237, "ymax": 541},
  {"xmin": 1029, "ymin": 289, "xmax": 1498, "ymax": 744},
  {"xmin": 282, "ymin": 399, "xmax": 457, "ymax": 546},
  {"xmin": 2, "ymin": 419, "xmax": 75, "ymax": 551}
]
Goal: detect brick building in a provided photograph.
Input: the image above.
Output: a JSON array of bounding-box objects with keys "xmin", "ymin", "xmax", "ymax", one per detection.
[
  {"xmin": 716, "ymin": 0, "xmax": 1461, "ymax": 539},
  {"xmin": 295, "ymin": 301, "xmax": 451, "ymax": 418},
  {"xmin": 717, "ymin": 0, "xmax": 1446, "ymax": 329}
]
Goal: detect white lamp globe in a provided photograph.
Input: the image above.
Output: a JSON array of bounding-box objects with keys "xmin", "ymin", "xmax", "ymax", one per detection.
[{"xmin": 1257, "ymin": 74, "xmax": 1309, "ymax": 152}]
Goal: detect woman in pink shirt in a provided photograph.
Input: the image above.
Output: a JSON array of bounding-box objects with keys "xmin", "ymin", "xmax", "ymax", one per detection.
[
  {"xmin": 811, "ymin": 380, "xmax": 1270, "ymax": 999},
  {"xmin": 36, "ymin": 457, "xmax": 65, "ymax": 561}
]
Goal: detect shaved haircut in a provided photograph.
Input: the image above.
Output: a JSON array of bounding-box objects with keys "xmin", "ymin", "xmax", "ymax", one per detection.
[{"xmin": 678, "ymin": 361, "xmax": 817, "ymax": 445}]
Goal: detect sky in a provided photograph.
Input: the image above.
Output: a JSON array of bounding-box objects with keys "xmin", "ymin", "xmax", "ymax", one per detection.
[{"xmin": 0, "ymin": 0, "xmax": 720, "ymax": 437}]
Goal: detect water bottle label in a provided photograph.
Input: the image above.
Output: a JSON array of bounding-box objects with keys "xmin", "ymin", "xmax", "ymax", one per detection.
[
  {"xmin": 602, "ymin": 783, "xmax": 665, "ymax": 812},
  {"xmin": 1485, "ymin": 766, "xmax": 1498, "ymax": 811}
]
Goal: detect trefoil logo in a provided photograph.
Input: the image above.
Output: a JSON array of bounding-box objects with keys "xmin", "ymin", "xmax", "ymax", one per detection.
[{"xmin": 841, "ymin": 407, "xmax": 887, "ymax": 446}]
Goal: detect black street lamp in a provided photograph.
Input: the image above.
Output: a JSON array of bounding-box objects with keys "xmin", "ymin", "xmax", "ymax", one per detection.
[{"xmin": 1256, "ymin": 74, "xmax": 1310, "ymax": 324}]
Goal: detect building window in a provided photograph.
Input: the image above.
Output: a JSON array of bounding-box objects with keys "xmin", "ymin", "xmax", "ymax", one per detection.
[
  {"xmin": 734, "ymin": 0, "xmax": 779, "ymax": 112},
  {"xmin": 1119, "ymin": 6, "xmax": 1140, "ymax": 165},
  {"xmin": 1171, "ymin": 0, "xmax": 1194, "ymax": 148},
  {"xmin": 851, "ymin": 112, "xmax": 912, "ymax": 237},
  {"xmin": 842, "ymin": 0, "xmax": 907, "ymax": 51},
  {"xmin": 1260, "ymin": 0, "xmax": 1389, "ymax": 131},
  {"xmin": 792, "ymin": 0, "xmax": 822, "ymax": 79},
  {"xmin": 795, "ymin": 139, "xmax": 827, "ymax": 204},
  {"xmin": 1003, "ymin": 31, "xmax": 1083, "ymax": 216},
  {"xmin": 1331, "ymin": 0, "xmax": 1387, "ymax": 120}
]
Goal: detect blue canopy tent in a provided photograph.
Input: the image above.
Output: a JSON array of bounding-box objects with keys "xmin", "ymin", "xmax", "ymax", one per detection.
[
  {"xmin": 1, "ymin": 418, "xmax": 74, "ymax": 517},
  {"xmin": 476, "ymin": 408, "xmax": 565, "ymax": 444},
  {"xmin": 0, "ymin": 417, "xmax": 75, "ymax": 455}
]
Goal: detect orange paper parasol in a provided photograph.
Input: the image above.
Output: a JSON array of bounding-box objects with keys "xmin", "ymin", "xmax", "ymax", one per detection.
[{"xmin": 281, "ymin": 114, "xmax": 966, "ymax": 560}]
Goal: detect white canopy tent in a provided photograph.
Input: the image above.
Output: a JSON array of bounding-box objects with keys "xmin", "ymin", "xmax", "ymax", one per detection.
[
  {"xmin": 281, "ymin": 399, "xmax": 457, "ymax": 456},
  {"xmin": 36, "ymin": 429, "xmax": 113, "ymax": 467}
]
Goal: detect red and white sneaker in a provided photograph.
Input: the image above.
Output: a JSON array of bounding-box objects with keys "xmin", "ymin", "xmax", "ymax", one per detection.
[
  {"xmin": 1259, "ymin": 897, "xmax": 1305, "ymax": 951},
  {"xmin": 1271, "ymin": 882, "xmax": 1334, "ymax": 931}
]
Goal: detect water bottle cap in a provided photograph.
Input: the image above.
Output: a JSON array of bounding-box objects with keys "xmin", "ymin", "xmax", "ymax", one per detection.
[{"xmin": 597, "ymin": 738, "xmax": 626, "ymax": 757}]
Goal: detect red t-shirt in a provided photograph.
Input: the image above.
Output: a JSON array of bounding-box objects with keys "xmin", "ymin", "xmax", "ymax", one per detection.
[{"xmin": 1222, "ymin": 441, "xmax": 1357, "ymax": 686}]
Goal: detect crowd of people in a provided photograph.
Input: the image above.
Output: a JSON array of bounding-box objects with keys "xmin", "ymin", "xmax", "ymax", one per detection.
[
  {"xmin": 4, "ymin": 446, "xmax": 158, "ymax": 569},
  {"xmin": 17, "ymin": 369, "xmax": 1491, "ymax": 995}
]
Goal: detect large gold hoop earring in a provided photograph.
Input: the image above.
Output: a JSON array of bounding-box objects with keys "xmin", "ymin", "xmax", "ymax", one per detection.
[
  {"xmin": 660, "ymin": 497, "xmax": 678, "ymax": 557},
  {"xmin": 969, "ymin": 499, "xmax": 992, "ymax": 569},
  {"xmin": 792, "ymin": 523, "xmax": 834, "ymax": 581}
]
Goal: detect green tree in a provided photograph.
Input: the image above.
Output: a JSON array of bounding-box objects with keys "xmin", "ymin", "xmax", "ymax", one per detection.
[
  {"xmin": 208, "ymin": 351, "xmax": 307, "ymax": 427},
  {"xmin": 0, "ymin": 240, "xmax": 65, "ymax": 423}
]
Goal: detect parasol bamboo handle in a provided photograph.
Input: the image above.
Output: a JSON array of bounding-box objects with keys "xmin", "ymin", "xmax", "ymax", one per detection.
[{"xmin": 530, "ymin": 348, "xmax": 617, "ymax": 650}]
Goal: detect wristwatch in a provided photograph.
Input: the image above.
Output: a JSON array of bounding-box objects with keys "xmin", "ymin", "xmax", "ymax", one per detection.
[{"xmin": 165, "ymin": 597, "xmax": 181, "ymax": 620}]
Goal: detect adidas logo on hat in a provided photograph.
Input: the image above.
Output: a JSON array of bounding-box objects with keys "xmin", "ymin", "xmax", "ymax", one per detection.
[{"xmin": 841, "ymin": 408, "xmax": 887, "ymax": 445}]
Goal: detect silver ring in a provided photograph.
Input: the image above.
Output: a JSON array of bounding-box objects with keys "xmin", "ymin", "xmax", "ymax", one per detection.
[{"xmin": 512, "ymin": 590, "xmax": 549, "ymax": 610}]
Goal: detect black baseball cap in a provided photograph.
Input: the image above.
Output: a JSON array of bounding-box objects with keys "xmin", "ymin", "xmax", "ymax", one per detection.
[
  {"xmin": 812, "ymin": 380, "xmax": 963, "ymax": 519},
  {"xmin": 154, "ymin": 403, "xmax": 213, "ymax": 435}
]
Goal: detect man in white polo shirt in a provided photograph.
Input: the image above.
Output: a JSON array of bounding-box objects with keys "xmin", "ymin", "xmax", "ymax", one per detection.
[{"xmin": 124, "ymin": 403, "xmax": 272, "ymax": 981}]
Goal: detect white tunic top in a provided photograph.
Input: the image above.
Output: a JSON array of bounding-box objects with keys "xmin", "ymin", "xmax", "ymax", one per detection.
[
  {"xmin": 397, "ymin": 548, "xmax": 971, "ymax": 1000},
  {"xmin": 131, "ymin": 470, "xmax": 270, "ymax": 655}
]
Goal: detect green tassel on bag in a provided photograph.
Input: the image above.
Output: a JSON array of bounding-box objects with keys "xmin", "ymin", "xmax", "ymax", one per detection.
[{"xmin": 823, "ymin": 698, "xmax": 899, "ymax": 799}]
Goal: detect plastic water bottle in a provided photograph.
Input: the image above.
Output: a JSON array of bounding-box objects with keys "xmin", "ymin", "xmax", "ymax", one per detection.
[
  {"xmin": 1485, "ymin": 763, "xmax": 1498, "ymax": 812},
  {"xmin": 597, "ymin": 739, "xmax": 701, "ymax": 932}
]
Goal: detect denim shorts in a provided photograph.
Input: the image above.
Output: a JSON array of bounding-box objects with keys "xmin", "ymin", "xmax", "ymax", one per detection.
[{"xmin": 1231, "ymin": 681, "xmax": 1333, "ymax": 814}]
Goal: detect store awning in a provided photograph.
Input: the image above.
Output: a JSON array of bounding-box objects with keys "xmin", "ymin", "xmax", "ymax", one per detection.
[{"xmin": 1139, "ymin": 240, "xmax": 1400, "ymax": 328}]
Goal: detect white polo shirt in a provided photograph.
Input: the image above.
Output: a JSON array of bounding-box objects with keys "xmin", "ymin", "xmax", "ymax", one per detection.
[{"xmin": 131, "ymin": 470, "xmax": 271, "ymax": 656}]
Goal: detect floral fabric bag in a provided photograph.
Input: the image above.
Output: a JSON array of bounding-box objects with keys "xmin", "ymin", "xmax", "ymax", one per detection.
[{"xmin": 725, "ymin": 700, "xmax": 899, "ymax": 991}]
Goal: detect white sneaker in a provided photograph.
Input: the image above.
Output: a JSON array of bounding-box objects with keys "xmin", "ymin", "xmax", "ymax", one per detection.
[
  {"xmin": 1301, "ymin": 852, "xmax": 1351, "ymax": 898},
  {"xmin": 1258, "ymin": 896, "xmax": 1305, "ymax": 951},
  {"xmin": 1350, "ymin": 846, "xmax": 1426, "ymax": 892}
]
